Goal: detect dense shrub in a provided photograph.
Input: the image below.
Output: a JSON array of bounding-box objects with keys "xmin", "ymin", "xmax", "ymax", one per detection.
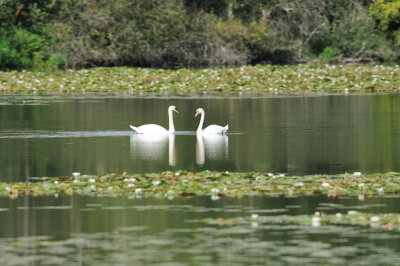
[
  {"xmin": 0, "ymin": 27, "xmax": 64, "ymax": 69},
  {"xmin": 370, "ymin": 0, "xmax": 400, "ymax": 46},
  {"xmin": 0, "ymin": 0, "xmax": 399, "ymax": 69},
  {"xmin": 0, "ymin": 41, "xmax": 19, "ymax": 68}
]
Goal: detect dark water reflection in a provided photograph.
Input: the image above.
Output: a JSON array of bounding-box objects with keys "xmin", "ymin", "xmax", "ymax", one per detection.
[{"xmin": 1, "ymin": 94, "xmax": 400, "ymax": 181}]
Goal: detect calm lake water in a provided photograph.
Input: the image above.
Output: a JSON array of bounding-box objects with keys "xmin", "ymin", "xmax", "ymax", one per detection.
[
  {"xmin": 1, "ymin": 194, "xmax": 400, "ymax": 265},
  {"xmin": 1, "ymin": 94, "xmax": 400, "ymax": 182},
  {"xmin": 1, "ymin": 94, "xmax": 400, "ymax": 264}
]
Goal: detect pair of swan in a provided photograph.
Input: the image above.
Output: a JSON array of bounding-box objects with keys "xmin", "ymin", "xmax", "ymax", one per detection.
[{"xmin": 129, "ymin": 105, "xmax": 228, "ymax": 135}]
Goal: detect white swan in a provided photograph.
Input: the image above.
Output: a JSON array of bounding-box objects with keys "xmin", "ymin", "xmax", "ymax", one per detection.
[
  {"xmin": 130, "ymin": 105, "xmax": 179, "ymax": 135},
  {"xmin": 195, "ymin": 108, "xmax": 228, "ymax": 135}
]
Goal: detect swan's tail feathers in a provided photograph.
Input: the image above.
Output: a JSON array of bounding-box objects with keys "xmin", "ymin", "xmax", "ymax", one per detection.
[
  {"xmin": 223, "ymin": 124, "xmax": 229, "ymax": 134},
  {"xmin": 130, "ymin": 125, "xmax": 143, "ymax": 134}
]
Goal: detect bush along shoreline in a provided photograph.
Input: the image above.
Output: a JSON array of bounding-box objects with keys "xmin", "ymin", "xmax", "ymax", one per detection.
[{"xmin": 0, "ymin": 0, "xmax": 399, "ymax": 69}]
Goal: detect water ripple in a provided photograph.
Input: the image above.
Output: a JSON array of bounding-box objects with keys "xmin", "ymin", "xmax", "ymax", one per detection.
[
  {"xmin": 0, "ymin": 130, "xmax": 240, "ymax": 139},
  {"xmin": 0, "ymin": 130, "xmax": 132, "ymax": 139}
]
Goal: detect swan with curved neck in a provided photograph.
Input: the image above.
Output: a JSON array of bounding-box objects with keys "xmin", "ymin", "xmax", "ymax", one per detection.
[
  {"xmin": 195, "ymin": 108, "xmax": 228, "ymax": 135},
  {"xmin": 130, "ymin": 105, "xmax": 179, "ymax": 134}
]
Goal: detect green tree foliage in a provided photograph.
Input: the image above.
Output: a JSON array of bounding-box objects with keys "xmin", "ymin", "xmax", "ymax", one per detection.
[
  {"xmin": 50, "ymin": 0, "xmax": 244, "ymax": 68},
  {"xmin": 0, "ymin": 0, "xmax": 64, "ymax": 68},
  {"xmin": 0, "ymin": 0, "xmax": 399, "ymax": 69},
  {"xmin": 0, "ymin": 0, "xmax": 61, "ymax": 34},
  {"xmin": 370, "ymin": 0, "xmax": 400, "ymax": 46},
  {"xmin": 0, "ymin": 27, "xmax": 58, "ymax": 68}
]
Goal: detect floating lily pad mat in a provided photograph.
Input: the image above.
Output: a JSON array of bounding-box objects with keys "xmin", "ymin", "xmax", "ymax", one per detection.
[
  {"xmin": 1, "ymin": 171, "xmax": 400, "ymax": 199},
  {"xmin": 1, "ymin": 65, "xmax": 399, "ymax": 94}
]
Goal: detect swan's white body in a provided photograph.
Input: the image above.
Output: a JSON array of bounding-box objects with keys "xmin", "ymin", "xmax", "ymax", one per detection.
[
  {"xmin": 130, "ymin": 106, "xmax": 179, "ymax": 135},
  {"xmin": 195, "ymin": 108, "xmax": 228, "ymax": 135}
]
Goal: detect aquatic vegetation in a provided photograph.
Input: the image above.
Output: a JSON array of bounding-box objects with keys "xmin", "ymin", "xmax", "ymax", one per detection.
[
  {"xmin": 204, "ymin": 211, "xmax": 400, "ymax": 232},
  {"xmin": 2, "ymin": 171, "xmax": 400, "ymax": 199},
  {"xmin": 2, "ymin": 213, "xmax": 400, "ymax": 265},
  {"xmin": 0, "ymin": 65, "xmax": 399, "ymax": 94}
]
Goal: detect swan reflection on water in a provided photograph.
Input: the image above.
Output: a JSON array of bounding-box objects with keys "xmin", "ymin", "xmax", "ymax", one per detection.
[
  {"xmin": 196, "ymin": 135, "xmax": 229, "ymax": 165},
  {"xmin": 130, "ymin": 133, "xmax": 228, "ymax": 166},
  {"xmin": 130, "ymin": 134, "xmax": 176, "ymax": 166}
]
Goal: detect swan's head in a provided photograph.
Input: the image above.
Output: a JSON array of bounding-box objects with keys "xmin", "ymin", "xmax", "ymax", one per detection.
[
  {"xmin": 169, "ymin": 105, "xmax": 179, "ymax": 113},
  {"xmin": 195, "ymin": 108, "xmax": 204, "ymax": 117}
]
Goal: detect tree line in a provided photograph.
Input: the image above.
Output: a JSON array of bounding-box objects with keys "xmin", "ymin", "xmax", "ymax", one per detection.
[{"xmin": 0, "ymin": 0, "xmax": 399, "ymax": 69}]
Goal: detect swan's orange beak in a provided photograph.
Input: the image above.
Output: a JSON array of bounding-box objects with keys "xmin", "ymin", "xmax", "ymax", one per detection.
[
  {"xmin": 174, "ymin": 108, "xmax": 179, "ymax": 113},
  {"xmin": 195, "ymin": 111, "xmax": 199, "ymax": 117}
]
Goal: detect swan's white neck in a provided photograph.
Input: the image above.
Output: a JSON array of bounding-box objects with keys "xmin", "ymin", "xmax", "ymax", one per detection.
[
  {"xmin": 197, "ymin": 111, "xmax": 204, "ymax": 134},
  {"xmin": 168, "ymin": 108, "xmax": 175, "ymax": 134}
]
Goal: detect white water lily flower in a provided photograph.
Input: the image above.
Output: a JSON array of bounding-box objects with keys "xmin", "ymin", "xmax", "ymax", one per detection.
[
  {"xmin": 353, "ymin": 172, "xmax": 362, "ymax": 177},
  {"xmin": 312, "ymin": 216, "xmax": 321, "ymax": 227},
  {"xmin": 267, "ymin": 173, "xmax": 274, "ymax": 177},
  {"xmin": 348, "ymin": 210, "xmax": 358, "ymax": 215},
  {"xmin": 335, "ymin": 213, "xmax": 342, "ymax": 218},
  {"xmin": 72, "ymin": 172, "xmax": 80, "ymax": 177},
  {"xmin": 358, "ymin": 183, "xmax": 365, "ymax": 188},
  {"xmin": 135, "ymin": 188, "xmax": 143, "ymax": 194},
  {"xmin": 321, "ymin": 182, "xmax": 330, "ymax": 187},
  {"xmin": 370, "ymin": 216, "xmax": 380, "ymax": 222},
  {"xmin": 5, "ymin": 187, "xmax": 10, "ymax": 191},
  {"xmin": 90, "ymin": 185, "xmax": 95, "ymax": 190},
  {"xmin": 153, "ymin": 180, "xmax": 161, "ymax": 186},
  {"xmin": 251, "ymin": 214, "xmax": 259, "ymax": 220},
  {"xmin": 72, "ymin": 179, "xmax": 79, "ymax": 184},
  {"xmin": 127, "ymin": 183, "xmax": 135, "ymax": 188},
  {"xmin": 175, "ymin": 172, "xmax": 180, "ymax": 176},
  {"xmin": 88, "ymin": 178, "xmax": 96, "ymax": 183},
  {"xmin": 211, "ymin": 188, "xmax": 220, "ymax": 195},
  {"xmin": 377, "ymin": 187, "xmax": 384, "ymax": 193},
  {"xmin": 294, "ymin": 182, "xmax": 304, "ymax": 187},
  {"xmin": 54, "ymin": 181, "xmax": 59, "ymax": 185}
]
